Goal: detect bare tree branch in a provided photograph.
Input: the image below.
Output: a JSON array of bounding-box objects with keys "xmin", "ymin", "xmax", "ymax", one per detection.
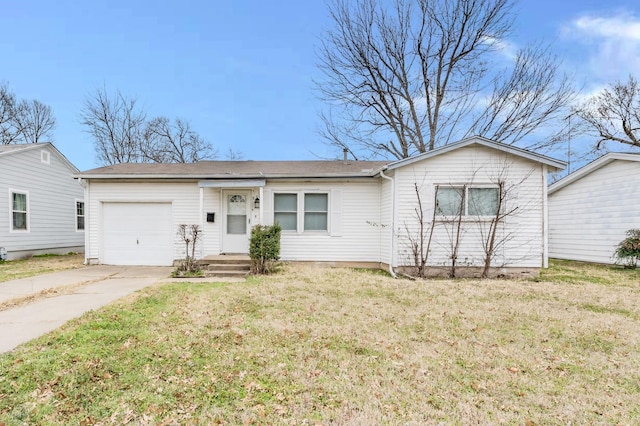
[
  {"xmin": 15, "ymin": 99, "xmax": 56, "ymax": 143},
  {"xmin": 143, "ymin": 117, "xmax": 217, "ymax": 163},
  {"xmin": 80, "ymin": 87, "xmax": 147, "ymax": 165},
  {"xmin": 317, "ymin": 0, "xmax": 574, "ymax": 159},
  {"xmin": 576, "ymin": 75, "xmax": 640, "ymax": 150}
]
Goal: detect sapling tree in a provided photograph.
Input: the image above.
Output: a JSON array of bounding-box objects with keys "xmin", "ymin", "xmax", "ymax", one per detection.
[
  {"xmin": 175, "ymin": 224, "xmax": 202, "ymax": 275},
  {"xmin": 403, "ymin": 182, "xmax": 437, "ymax": 277},
  {"xmin": 403, "ymin": 159, "xmax": 538, "ymax": 278}
]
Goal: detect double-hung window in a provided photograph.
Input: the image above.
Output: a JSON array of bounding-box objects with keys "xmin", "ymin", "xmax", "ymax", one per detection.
[
  {"xmin": 435, "ymin": 186, "xmax": 499, "ymax": 217},
  {"xmin": 274, "ymin": 193, "xmax": 298, "ymax": 231},
  {"xmin": 304, "ymin": 194, "xmax": 328, "ymax": 231},
  {"xmin": 11, "ymin": 191, "xmax": 28, "ymax": 231},
  {"xmin": 274, "ymin": 192, "xmax": 329, "ymax": 232},
  {"xmin": 76, "ymin": 201, "xmax": 85, "ymax": 231}
]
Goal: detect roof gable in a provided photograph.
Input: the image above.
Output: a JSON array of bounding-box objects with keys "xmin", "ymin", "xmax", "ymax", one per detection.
[
  {"xmin": 384, "ymin": 136, "xmax": 566, "ymax": 171},
  {"xmin": 548, "ymin": 152, "xmax": 640, "ymax": 194},
  {"xmin": 0, "ymin": 142, "xmax": 79, "ymax": 173}
]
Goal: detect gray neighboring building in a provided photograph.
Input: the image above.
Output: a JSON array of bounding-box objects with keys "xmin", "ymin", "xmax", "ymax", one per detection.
[{"xmin": 0, "ymin": 143, "xmax": 84, "ymax": 260}]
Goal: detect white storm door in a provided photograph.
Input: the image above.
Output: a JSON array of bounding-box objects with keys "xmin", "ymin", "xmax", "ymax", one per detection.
[{"xmin": 223, "ymin": 191, "xmax": 251, "ymax": 253}]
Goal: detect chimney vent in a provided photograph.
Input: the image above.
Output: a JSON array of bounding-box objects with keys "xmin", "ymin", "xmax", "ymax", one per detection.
[{"xmin": 343, "ymin": 148, "xmax": 348, "ymax": 164}]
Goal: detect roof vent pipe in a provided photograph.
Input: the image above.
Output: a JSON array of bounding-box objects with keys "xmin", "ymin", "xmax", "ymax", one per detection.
[{"xmin": 343, "ymin": 148, "xmax": 348, "ymax": 164}]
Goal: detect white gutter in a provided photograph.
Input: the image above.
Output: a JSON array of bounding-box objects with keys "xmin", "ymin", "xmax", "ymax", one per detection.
[{"xmin": 379, "ymin": 169, "xmax": 397, "ymax": 278}]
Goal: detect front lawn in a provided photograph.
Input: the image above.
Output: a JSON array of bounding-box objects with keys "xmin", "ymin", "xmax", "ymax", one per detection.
[
  {"xmin": 1, "ymin": 261, "xmax": 639, "ymax": 424},
  {"xmin": 0, "ymin": 253, "xmax": 84, "ymax": 283}
]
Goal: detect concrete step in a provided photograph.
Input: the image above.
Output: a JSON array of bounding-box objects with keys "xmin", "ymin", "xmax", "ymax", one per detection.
[
  {"xmin": 204, "ymin": 270, "xmax": 250, "ymax": 278},
  {"xmin": 207, "ymin": 263, "xmax": 250, "ymax": 271}
]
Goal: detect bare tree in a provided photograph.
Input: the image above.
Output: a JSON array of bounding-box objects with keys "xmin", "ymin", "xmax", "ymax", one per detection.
[
  {"xmin": 317, "ymin": 0, "xmax": 574, "ymax": 159},
  {"xmin": 80, "ymin": 88, "xmax": 146, "ymax": 165},
  {"xmin": 402, "ymin": 160, "xmax": 538, "ymax": 279},
  {"xmin": 81, "ymin": 88, "xmax": 218, "ymax": 165},
  {"xmin": 404, "ymin": 181, "xmax": 437, "ymax": 277},
  {"xmin": 576, "ymin": 75, "xmax": 640, "ymax": 150},
  {"xmin": 0, "ymin": 83, "xmax": 23, "ymax": 144},
  {"xmin": 15, "ymin": 99, "xmax": 56, "ymax": 143},
  {"xmin": 225, "ymin": 148, "xmax": 245, "ymax": 160},
  {"xmin": 0, "ymin": 83, "xmax": 57, "ymax": 144},
  {"xmin": 143, "ymin": 116, "xmax": 216, "ymax": 163}
]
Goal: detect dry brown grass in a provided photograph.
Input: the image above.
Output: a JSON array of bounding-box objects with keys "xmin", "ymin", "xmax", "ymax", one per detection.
[
  {"xmin": 0, "ymin": 253, "xmax": 84, "ymax": 283},
  {"xmin": 1, "ymin": 261, "xmax": 639, "ymax": 424}
]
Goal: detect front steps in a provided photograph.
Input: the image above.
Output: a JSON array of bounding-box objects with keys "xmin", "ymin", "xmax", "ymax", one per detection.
[{"xmin": 197, "ymin": 255, "xmax": 251, "ymax": 278}]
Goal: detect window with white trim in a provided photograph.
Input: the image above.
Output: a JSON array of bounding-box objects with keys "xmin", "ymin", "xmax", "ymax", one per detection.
[
  {"xmin": 435, "ymin": 186, "xmax": 499, "ymax": 217},
  {"xmin": 274, "ymin": 193, "xmax": 298, "ymax": 231},
  {"xmin": 11, "ymin": 191, "xmax": 28, "ymax": 231},
  {"xmin": 304, "ymin": 193, "xmax": 328, "ymax": 231},
  {"xmin": 273, "ymin": 192, "xmax": 329, "ymax": 232},
  {"xmin": 76, "ymin": 201, "xmax": 85, "ymax": 231}
]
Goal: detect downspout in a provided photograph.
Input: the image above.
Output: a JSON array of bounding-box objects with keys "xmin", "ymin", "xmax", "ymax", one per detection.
[
  {"xmin": 379, "ymin": 169, "xmax": 397, "ymax": 278},
  {"xmin": 542, "ymin": 165, "xmax": 549, "ymax": 269},
  {"xmin": 199, "ymin": 186, "xmax": 204, "ymax": 259},
  {"xmin": 78, "ymin": 178, "xmax": 89, "ymax": 265}
]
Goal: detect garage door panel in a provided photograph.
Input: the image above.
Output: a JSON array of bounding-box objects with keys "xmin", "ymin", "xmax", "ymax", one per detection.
[{"xmin": 102, "ymin": 203, "xmax": 173, "ymax": 266}]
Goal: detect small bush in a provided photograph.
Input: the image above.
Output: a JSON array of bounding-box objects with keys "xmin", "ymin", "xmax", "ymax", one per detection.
[
  {"xmin": 249, "ymin": 224, "xmax": 281, "ymax": 274},
  {"xmin": 614, "ymin": 229, "xmax": 640, "ymax": 268}
]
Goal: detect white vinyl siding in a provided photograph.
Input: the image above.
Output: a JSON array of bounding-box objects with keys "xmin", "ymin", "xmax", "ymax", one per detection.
[
  {"xmin": 264, "ymin": 182, "xmax": 381, "ymax": 262},
  {"xmin": 395, "ymin": 146, "xmax": 544, "ymax": 269},
  {"xmin": 549, "ymin": 159, "xmax": 640, "ymax": 264},
  {"xmin": 86, "ymin": 181, "xmax": 202, "ymax": 264},
  {"xmin": 272, "ymin": 192, "xmax": 330, "ymax": 233},
  {"xmin": 0, "ymin": 145, "xmax": 84, "ymax": 259}
]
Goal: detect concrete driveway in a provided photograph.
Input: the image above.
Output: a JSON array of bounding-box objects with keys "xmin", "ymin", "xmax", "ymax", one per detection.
[{"xmin": 0, "ymin": 266, "xmax": 172, "ymax": 354}]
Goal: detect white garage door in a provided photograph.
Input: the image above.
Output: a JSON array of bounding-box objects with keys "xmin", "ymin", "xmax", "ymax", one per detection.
[{"xmin": 102, "ymin": 202, "xmax": 173, "ymax": 266}]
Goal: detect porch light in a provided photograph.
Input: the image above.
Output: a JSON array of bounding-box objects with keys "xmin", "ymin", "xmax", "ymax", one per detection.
[{"xmin": 254, "ymin": 197, "xmax": 260, "ymax": 209}]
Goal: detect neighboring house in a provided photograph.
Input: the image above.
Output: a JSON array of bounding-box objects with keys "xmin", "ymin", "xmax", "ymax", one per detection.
[
  {"xmin": 0, "ymin": 143, "xmax": 85, "ymax": 260},
  {"xmin": 548, "ymin": 152, "xmax": 640, "ymax": 265},
  {"xmin": 75, "ymin": 136, "xmax": 565, "ymax": 275}
]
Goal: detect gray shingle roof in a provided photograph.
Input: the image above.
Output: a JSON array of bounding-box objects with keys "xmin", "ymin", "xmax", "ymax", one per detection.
[{"xmin": 76, "ymin": 160, "xmax": 390, "ymax": 179}]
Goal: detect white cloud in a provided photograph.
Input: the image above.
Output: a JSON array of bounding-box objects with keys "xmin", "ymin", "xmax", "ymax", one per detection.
[
  {"xmin": 482, "ymin": 36, "xmax": 519, "ymax": 62},
  {"xmin": 563, "ymin": 13, "xmax": 640, "ymax": 83}
]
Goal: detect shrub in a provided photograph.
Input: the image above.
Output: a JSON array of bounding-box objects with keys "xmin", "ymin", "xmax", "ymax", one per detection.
[
  {"xmin": 614, "ymin": 229, "xmax": 640, "ymax": 268},
  {"xmin": 249, "ymin": 224, "xmax": 281, "ymax": 274}
]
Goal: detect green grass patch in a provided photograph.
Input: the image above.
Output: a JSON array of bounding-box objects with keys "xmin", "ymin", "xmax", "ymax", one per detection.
[{"xmin": 1, "ymin": 262, "xmax": 640, "ymax": 424}]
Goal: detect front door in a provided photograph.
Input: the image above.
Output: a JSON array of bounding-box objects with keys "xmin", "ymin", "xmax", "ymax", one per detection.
[{"xmin": 222, "ymin": 190, "xmax": 251, "ymax": 253}]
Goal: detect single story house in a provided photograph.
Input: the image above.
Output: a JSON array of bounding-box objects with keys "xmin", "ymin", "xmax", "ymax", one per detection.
[
  {"xmin": 548, "ymin": 152, "xmax": 640, "ymax": 265},
  {"xmin": 0, "ymin": 143, "xmax": 84, "ymax": 260},
  {"xmin": 75, "ymin": 136, "xmax": 565, "ymax": 276}
]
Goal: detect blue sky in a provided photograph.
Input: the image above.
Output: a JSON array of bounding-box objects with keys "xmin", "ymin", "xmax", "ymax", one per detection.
[{"xmin": 1, "ymin": 0, "xmax": 640, "ymax": 171}]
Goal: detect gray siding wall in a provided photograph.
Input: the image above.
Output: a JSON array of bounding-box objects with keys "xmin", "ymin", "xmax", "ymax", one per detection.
[
  {"xmin": 394, "ymin": 146, "xmax": 545, "ymax": 269},
  {"xmin": 548, "ymin": 160, "xmax": 640, "ymax": 264},
  {"xmin": 0, "ymin": 146, "xmax": 84, "ymax": 259}
]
